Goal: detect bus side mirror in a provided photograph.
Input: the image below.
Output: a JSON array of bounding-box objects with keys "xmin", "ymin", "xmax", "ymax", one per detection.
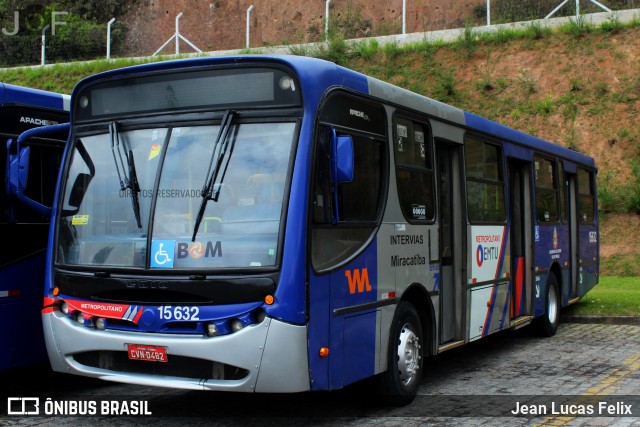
[
  {"xmin": 5, "ymin": 122, "xmax": 70, "ymax": 218},
  {"xmin": 330, "ymin": 132, "xmax": 354, "ymax": 184},
  {"xmin": 329, "ymin": 129, "xmax": 354, "ymax": 224},
  {"xmin": 6, "ymin": 139, "xmax": 30, "ymax": 197}
]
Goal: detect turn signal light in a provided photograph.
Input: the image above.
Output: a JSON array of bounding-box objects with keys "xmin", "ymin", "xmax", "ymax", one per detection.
[
  {"xmin": 265, "ymin": 295, "xmax": 275, "ymax": 305},
  {"xmin": 319, "ymin": 347, "xmax": 330, "ymax": 358}
]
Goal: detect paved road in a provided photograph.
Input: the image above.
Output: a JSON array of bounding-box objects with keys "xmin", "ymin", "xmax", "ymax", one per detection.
[{"xmin": 1, "ymin": 322, "xmax": 639, "ymax": 426}]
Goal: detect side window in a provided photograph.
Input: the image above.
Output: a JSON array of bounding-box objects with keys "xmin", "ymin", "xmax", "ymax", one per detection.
[
  {"xmin": 393, "ymin": 116, "xmax": 434, "ymax": 222},
  {"xmin": 339, "ymin": 133, "xmax": 383, "ymax": 222},
  {"xmin": 312, "ymin": 128, "xmax": 383, "ymax": 225},
  {"xmin": 578, "ymin": 168, "xmax": 595, "ymax": 224},
  {"xmin": 0, "ymin": 139, "xmax": 9, "ymax": 224},
  {"xmin": 464, "ymin": 136, "xmax": 505, "ymax": 223},
  {"xmin": 312, "ymin": 126, "xmax": 385, "ymax": 271},
  {"xmin": 534, "ymin": 156, "xmax": 559, "ymax": 223}
]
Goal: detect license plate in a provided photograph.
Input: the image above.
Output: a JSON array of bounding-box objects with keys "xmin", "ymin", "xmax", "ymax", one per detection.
[{"xmin": 127, "ymin": 344, "xmax": 168, "ymax": 362}]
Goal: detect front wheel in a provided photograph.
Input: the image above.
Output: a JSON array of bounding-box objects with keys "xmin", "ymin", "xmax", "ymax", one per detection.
[
  {"xmin": 532, "ymin": 274, "xmax": 560, "ymax": 337},
  {"xmin": 376, "ymin": 301, "xmax": 423, "ymax": 406}
]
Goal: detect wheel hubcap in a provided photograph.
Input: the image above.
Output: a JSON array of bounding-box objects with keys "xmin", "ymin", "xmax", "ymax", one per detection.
[
  {"xmin": 397, "ymin": 323, "xmax": 420, "ymax": 385},
  {"xmin": 548, "ymin": 287, "xmax": 558, "ymax": 324}
]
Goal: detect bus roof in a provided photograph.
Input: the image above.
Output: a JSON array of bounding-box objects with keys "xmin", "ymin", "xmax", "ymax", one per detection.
[
  {"xmin": 70, "ymin": 55, "xmax": 595, "ymax": 168},
  {"xmin": 462, "ymin": 111, "xmax": 595, "ymax": 168},
  {"xmin": 1, "ymin": 82, "xmax": 70, "ymax": 112}
]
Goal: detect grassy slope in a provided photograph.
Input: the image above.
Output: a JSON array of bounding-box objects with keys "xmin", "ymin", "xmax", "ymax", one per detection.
[
  {"xmin": 2, "ymin": 23, "xmax": 638, "ymax": 199},
  {"xmin": 1, "ymin": 22, "xmax": 638, "ymax": 286}
]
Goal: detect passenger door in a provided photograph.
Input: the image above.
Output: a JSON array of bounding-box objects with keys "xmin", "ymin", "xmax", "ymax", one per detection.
[
  {"xmin": 435, "ymin": 140, "xmax": 463, "ymax": 345},
  {"xmin": 508, "ymin": 159, "xmax": 533, "ymax": 319}
]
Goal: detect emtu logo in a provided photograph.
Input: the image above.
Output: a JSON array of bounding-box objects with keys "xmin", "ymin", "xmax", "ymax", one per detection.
[
  {"xmin": 476, "ymin": 245, "xmax": 484, "ymax": 267},
  {"xmin": 345, "ymin": 268, "xmax": 372, "ymax": 294},
  {"xmin": 476, "ymin": 244, "xmax": 499, "ymax": 267}
]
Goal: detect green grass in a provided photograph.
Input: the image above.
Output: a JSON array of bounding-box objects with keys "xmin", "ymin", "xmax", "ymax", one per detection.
[
  {"xmin": 1, "ymin": 15, "xmax": 639, "ymax": 95},
  {"xmin": 564, "ymin": 276, "xmax": 640, "ymax": 317},
  {"xmin": 0, "ymin": 56, "xmax": 174, "ymax": 94}
]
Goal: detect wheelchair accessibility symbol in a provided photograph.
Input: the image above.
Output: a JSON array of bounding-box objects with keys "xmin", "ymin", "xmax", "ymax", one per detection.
[{"xmin": 151, "ymin": 240, "xmax": 175, "ymax": 268}]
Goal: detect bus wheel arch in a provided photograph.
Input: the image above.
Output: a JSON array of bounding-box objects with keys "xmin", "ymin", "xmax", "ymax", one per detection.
[
  {"xmin": 533, "ymin": 270, "xmax": 560, "ymax": 337},
  {"xmin": 376, "ymin": 284, "xmax": 433, "ymax": 406},
  {"xmin": 400, "ymin": 284, "xmax": 435, "ymax": 357}
]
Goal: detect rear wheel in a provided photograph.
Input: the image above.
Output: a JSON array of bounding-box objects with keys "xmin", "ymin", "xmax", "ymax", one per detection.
[
  {"xmin": 376, "ymin": 301, "xmax": 423, "ymax": 406},
  {"xmin": 533, "ymin": 274, "xmax": 560, "ymax": 337}
]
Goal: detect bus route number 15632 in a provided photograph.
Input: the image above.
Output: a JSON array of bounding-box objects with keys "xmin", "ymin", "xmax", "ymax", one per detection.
[{"xmin": 157, "ymin": 306, "xmax": 200, "ymax": 321}]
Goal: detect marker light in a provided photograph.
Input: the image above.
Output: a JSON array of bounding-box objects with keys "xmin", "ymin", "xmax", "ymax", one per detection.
[
  {"xmin": 319, "ymin": 347, "xmax": 330, "ymax": 358},
  {"xmin": 279, "ymin": 76, "xmax": 295, "ymax": 91},
  {"xmin": 230, "ymin": 319, "xmax": 244, "ymax": 333},
  {"xmin": 205, "ymin": 322, "xmax": 219, "ymax": 337},
  {"xmin": 95, "ymin": 317, "xmax": 106, "ymax": 330},
  {"xmin": 265, "ymin": 295, "xmax": 275, "ymax": 305},
  {"xmin": 52, "ymin": 287, "xmax": 60, "ymax": 296}
]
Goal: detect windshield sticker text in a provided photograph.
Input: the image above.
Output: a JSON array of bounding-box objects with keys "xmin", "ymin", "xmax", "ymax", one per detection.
[{"xmin": 177, "ymin": 241, "xmax": 222, "ymax": 259}]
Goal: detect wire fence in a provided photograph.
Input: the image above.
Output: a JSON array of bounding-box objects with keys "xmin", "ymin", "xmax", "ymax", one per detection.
[{"xmin": 0, "ymin": 0, "xmax": 639, "ymax": 67}]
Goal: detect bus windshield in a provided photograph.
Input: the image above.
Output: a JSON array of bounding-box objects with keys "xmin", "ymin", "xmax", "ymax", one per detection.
[{"xmin": 56, "ymin": 121, "xmax": 296, "ymax": 270}]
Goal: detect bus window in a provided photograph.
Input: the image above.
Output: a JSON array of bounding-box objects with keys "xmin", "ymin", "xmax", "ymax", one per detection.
[
  {"xmin": 464, "ymin": 136, "xmax": 505, "ymax": 223},
  {"xmin": 393, "ymin": 116, "xmax": 434, "ymax": 222},
  {"xmin": 534, "ymin": 156, "xmax": 560, "ymax": 223},
  {"xmin": 578, "ymin": 168, "xmax": 595, "ymax": 224},
  {"xmin": 312, "ymin": 126, "xmax": 384, "ymax": 271}
]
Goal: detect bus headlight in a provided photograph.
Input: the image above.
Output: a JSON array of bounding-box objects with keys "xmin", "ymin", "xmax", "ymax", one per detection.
[
  {"xmin": 95, "ymin": 317, "xmax": 106, "ymax": 330},
  {"xmin": 75, "ymin": 312, "xmax": 85, "ymax": 324},
  {"xmin": 60, "ymin": 301, "xmax": 69, "ymax": 314},
  {"xmin": 230, "ymin": 319, "xmax": 243, "ymax": 333},
  {"xmin": 205, "ymin": 322, "xmax": 219, "ymax": 337}
]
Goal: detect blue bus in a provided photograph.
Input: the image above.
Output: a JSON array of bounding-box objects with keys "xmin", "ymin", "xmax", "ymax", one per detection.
[
  {"xmin": 16, "ymin": 56, "xmax": 598, "ymax": 404},
  {"xmin": 1, "ymin": 82, "xmax": 69, "ymax": 370}
]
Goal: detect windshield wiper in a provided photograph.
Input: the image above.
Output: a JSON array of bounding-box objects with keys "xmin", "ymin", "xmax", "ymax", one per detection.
[
  {"xmin": 109, "ymin": 121, "xmax": 142, "ymax": 229},
  {"xmin": 191, "ymin": 110, "xmax": 237, "ymax": 241}
]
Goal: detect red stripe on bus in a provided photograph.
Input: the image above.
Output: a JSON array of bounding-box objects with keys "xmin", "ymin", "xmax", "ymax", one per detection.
[
  {"xmin": 42, "ymin": 296, "xmax": 57, "ymax": 313},
  {"xmin": 514, "ymin": 257, "xmax": 525, "ymax": 317}
]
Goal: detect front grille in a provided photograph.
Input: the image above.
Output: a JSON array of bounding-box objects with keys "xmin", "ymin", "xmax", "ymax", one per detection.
[{"xmin": 74, "ymin": 351, "xmax": 249, "ymax": 381}]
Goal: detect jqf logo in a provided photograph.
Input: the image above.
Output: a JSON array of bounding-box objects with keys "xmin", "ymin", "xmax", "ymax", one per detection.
[
  {"xmin": 2, "ymin": 11, "xmax": 68, "ymax": 36},
  {"xmin": 8, "ymin": 397, "xmax": 40, "ymax": 415}
]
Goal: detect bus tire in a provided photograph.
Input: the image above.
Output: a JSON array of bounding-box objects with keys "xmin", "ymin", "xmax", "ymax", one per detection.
[
  {"xmin": 376, "ymin": 301, "xmax": 423, "ymax": 406},
  {"xmin": 533, "ymin": 274, "xmax": 560, "ymax": 337}
]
